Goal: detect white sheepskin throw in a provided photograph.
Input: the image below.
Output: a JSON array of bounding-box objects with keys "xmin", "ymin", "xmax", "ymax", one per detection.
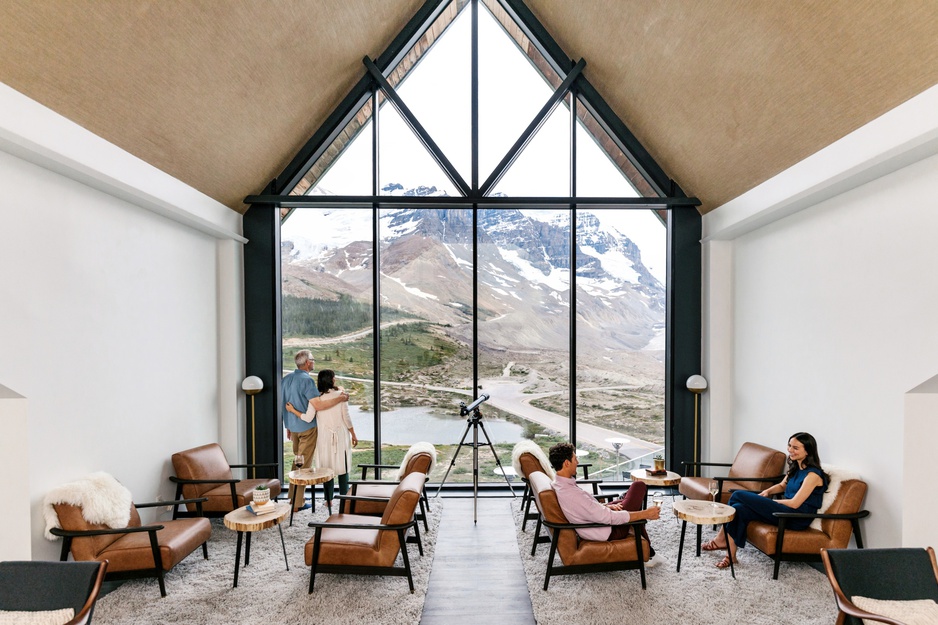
[
  {"xmin": 397, "ymin": 442, "xmax": 438, "ymax": 480},
  {"xmin": 512, "ymin": 439, "xmax": 555, "ymax": 480},
  {"xmin": 43, "ymin": 472, "xmax": 133, "ymax": 540},
  {"xmin": 810, "ymin": 464, "xmax": 861, "ymax": 531}
]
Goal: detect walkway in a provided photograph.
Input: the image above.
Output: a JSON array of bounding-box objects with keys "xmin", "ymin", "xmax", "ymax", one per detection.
[{"xmin": 420, "ymin": 496, "xmax": 535, "ymax": 625}]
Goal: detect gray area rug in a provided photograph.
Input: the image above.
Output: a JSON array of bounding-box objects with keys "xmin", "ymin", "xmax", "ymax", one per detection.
[
  {"xmin": 92, "ymin": 500, "xmax": 442, "ymax": 625},
  {"xmin": 511, "ymin": 495, "xmax": 839, "ymax": 625}
]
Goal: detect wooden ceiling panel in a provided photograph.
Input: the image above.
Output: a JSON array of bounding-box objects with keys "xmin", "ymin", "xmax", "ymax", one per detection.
[{"xmin": 2, "ymin": 0, "xmax": 937, "ymax": 214}]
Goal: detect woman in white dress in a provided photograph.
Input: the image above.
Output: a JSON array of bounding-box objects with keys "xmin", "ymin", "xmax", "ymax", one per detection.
[{"xmin": 288, "ymin": 368, "xmax": 357, "ymax": 511}]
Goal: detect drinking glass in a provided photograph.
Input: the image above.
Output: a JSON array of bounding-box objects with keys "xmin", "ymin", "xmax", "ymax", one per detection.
[
  {"xmin": 294, "ymin": 454, "xmax": 305, "ymax": 470},
  {"xmin": 708, "ymin": 480, "xmax": 719, "ymax": 509},
  {"xmin": 652, "ymin": 493, "xmax": 663, "ymax": 509}
]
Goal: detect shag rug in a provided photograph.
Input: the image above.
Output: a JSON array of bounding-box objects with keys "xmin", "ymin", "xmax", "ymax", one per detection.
[
  {"xmin": 92, "ymin": 500, "xmax": 443, "ymax": 625},
  {"xmin": 511, "ymin": 496, "xmax": 839, "ymax": 625}
]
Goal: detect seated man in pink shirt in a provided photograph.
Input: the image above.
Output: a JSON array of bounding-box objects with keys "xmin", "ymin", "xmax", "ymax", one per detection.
[{"xmin": 548, "ymin": 442, "xmax": 663, "ymax": 567}]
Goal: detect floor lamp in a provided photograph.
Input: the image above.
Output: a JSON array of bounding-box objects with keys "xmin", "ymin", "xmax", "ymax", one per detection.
[
  {"xmin": 242, "ymin": 376, "xmax": 264, "ymax": 478},
  {"xmin": 686, "ymin": 375, "xmax": 708, "ymax": 478}
]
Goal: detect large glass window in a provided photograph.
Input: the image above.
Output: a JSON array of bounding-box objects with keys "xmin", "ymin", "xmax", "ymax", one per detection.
[{"xmin": 277, "ymin": 0, "xmax": 667, "ymax": 484}]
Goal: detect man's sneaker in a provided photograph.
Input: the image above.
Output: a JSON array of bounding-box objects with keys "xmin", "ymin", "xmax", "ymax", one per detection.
[{"xmin": 645, "ymin": 553, "xmax": 666, "ymax": 569}]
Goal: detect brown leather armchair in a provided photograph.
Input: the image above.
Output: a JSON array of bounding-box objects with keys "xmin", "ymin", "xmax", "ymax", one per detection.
[
  {"xmin": 344, "ymin": 444, "xmax": 435, "ymax": 530},
  {"xmin": 747, "ymin": 478, "xmax": 869, "ymax": 579},
  {"xmin": 50, "ymin": 498, "xmax": 211, "ymax": 597},
  {"xmin": 680, "ymin": 441, "xmax": 787, "ymax": 503},
  {"xmin": 516, "ymin": 450, "xmax": 601, "ymax": 532},
  {"xmin": 170, "ymin": 442, "xmax": 281, "ymax": 518},
  {"xmin": 528, "ymin": 470, "xmax": 649, "ymax": 590},
  {"xmin": 305, "ymin": 472, "xmax": 425, "ymax": 593}
]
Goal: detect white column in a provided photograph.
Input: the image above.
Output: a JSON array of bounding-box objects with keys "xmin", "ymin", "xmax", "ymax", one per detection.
[
  {"xmin": 0, "ymin": 384, "xmax": 31, "ymax": 560},
  {"xmin": 701, "ymin": 239, "xmax": 735, "ymax": 464},
  {"xmin": 903, "ymin": 375, "xmax": 938, "ymax": 547}
]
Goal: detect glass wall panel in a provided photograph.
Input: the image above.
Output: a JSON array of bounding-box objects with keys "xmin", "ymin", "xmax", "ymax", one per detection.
[
  {"xmin": 476, "ymin": 208, "xmax": 571, "ymax": 480},
  {"xmin": 491, "ymin": 96, "xmax": 571, "ymax": 197},
  {"xmin": 393, "ymin": 5, "xmax": 471, "ymax": 182},
  {"xmin": 478, "ymin": 2, "xmax": 555, "ymax": 184},
  {"xmin": 280, "ymin": 208, "xmax": 376, "ymax": 482},
  {"xmin": 574, "ymin": 208, "xmax": 666, "ymax": 481},
  {"xmin": 377, "ymin": 207, "xmax": 475, "ymax": 482},
  {"xmin": 290, "ymin": 100, "xmax": 374, "ymax": 197},
  {"xmin": 378, "ymin": 102, "xmax": 459, "ymax": 197}
]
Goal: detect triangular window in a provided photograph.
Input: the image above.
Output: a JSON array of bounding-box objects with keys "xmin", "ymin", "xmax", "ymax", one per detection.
[{"xmin": 259, "ymin": 0, "xmax": 701, "ymax": 486}]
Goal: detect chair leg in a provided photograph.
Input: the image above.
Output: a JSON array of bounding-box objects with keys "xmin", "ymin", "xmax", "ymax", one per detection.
[
  {"xmin": 544, "ymin": 533, "xmax": 560, "ymax": 591},
  {"xmin": 202, "ymin": 541, "xmax": 208, "ymax": 559},
  {"xmin": 148, "ymin": 530, "xmax": 166, "ymax": 598},
  {"xmin": 399, "ymin": 529, "xmax": 415, "ymax": 594},
  {"xmin": 309, "ymin": 528, "xmax": 322, "ymax": 594},
  {"xmin": 531, "ymin": 518, "xmax": 542, "ymax": 556}
]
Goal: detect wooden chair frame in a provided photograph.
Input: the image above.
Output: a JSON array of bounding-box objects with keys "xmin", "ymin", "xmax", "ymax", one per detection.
[
  {"xmin": 170, "ymin": 462, "xmax": 279, "ymax": 519},
  {"xmin": 50, "ymin": 497, "xmax": 208, "ymax": 597},
  {"xmin": 307, "ymin": 518, "xmax": 419, "ymax": 593},
  {"xmin": 821, "ymin": 546, "xmax": 938, "ymax": 625}
]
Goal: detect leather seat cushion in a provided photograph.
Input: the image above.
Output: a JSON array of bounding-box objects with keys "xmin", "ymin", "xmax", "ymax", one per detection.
[
  {"xmin": 97, "ymin": 517, "xmax": 211, "ymax": 572},
  {"xmin": 746, "ymin": 522, "xmax": 831, "ymax": 555},
  {"xmin": 347, "ymin": 484, "xmax": 394, "ymax": 516},
  {"xmin": 304, "ymin": 515, "xmax": 383, "ymax": 566}
]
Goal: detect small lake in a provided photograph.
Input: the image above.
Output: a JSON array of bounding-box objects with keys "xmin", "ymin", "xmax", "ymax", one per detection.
[{"xmin": 344, "ymin": 405, "xmax": 524, "ymax": 445}]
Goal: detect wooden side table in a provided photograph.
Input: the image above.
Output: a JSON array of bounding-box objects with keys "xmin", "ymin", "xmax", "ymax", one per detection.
[
  {"xmin": 223, "ymin": 502, "xmax": 290, "ymax": 587},
  {"xmin": 629, "ymin": 469, "xmax": 682, "ymax": 507},
  {"xmin": 672, "ymin": 499, "xmax": 737, "ymax": 578},
  {"xmin": 287, "ymin": 468, "xmax": 334, "ymax": 525}
]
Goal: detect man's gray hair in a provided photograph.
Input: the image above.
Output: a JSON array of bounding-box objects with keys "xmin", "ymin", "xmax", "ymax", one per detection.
[{"xmin": 295, "ymin": 350, "xmax": 314, "ymax": 367}]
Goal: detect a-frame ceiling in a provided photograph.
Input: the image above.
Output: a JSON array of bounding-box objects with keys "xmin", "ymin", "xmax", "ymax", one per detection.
[{"xmin": 2, "ymin": 0, "xmax": 937, "ymax": 214}]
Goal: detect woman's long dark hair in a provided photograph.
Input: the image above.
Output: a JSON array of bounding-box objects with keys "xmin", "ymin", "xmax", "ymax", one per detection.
[
  {"xmin": 786, "ymin": 432, "xmax": 829, "ymax": 485},
  {"xmin": 317, "ymin": 369, "xmax": 338, "ymax": 394}
]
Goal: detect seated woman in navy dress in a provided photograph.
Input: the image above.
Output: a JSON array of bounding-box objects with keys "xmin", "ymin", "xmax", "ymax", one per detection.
[{"xmin": 703, "ymin": 431, "xmax": 829, "ymax": 569}]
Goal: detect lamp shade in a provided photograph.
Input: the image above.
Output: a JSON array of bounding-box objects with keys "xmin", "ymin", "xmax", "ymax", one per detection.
[
  {"xmin": 686, "ymin": 374, "xmax": 708, "ymax": 392},
  {"xmin": 241, "ymin": 375, "xmax": 264, "ymax": 394}
]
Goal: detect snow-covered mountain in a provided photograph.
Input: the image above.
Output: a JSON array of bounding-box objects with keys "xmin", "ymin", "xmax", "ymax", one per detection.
[{"xmin": 281, "ymin": 186, "xmax": 665, "ymax": 353}]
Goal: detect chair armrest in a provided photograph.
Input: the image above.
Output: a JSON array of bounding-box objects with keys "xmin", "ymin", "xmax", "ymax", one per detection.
[
  {"xmin": 682, "ymin": 461, "xmax": 733, "ymax": 469},
  {"xmin": 335, "ymin": 494, "xmax": 392, "ymax": 504},
  {"xmin": 542, "ymin": 518, "xmax": 647, "ymax": 531},
  {"xmin": 348, "ymin": 479, "xmax": 401, "ymax": 486},
  {"xmin": 773, "ymin": 510, "xmax": 871, "ymax": 521},
  {"xmin": 834, "ymin": 600, "xmax": 907, "ymax": 625},
  {"xmin": 357, "ymin": 463, "xmax": 398, "ymax": 470},
  {"xmin": 134, "ymin": 497, "xmax": 208, "ymax": 508},
  {"xmin": 169, "ymin": 476, "xmax": 239, "ymax": 485},
  {"xmin": 716, "ymin": 474, "xmax": 784, "ymax": 484},
  {"xmin": 308, "ymin": 519, "xmax": 416, "ymax": 531},
  {"xmin": 229, "ymin": 462, "xmax": 278, "ymax": 469},
  {"xmin": 50, "ymin": 524, "xmax": 164, "ymax": 538}
]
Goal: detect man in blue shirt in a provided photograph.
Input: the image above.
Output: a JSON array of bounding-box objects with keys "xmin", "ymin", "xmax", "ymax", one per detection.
[{"xmin": 283, "ymin": 349, "xmax": 349, "ymax": 511}]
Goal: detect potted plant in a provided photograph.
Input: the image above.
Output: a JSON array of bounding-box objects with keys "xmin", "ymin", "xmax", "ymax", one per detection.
[
  {"xmin": 253, "ymin": 484, "xmax": 270, "ymax": 505},
  {"xmin": 653, "ymin": 454, "xmax": 665, "ymax": 472}
]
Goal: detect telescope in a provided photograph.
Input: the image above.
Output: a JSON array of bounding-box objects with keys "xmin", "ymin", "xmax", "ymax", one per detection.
[{"xmin": 460, "ymin": 393, "xmax": 490, "ymax": 415}]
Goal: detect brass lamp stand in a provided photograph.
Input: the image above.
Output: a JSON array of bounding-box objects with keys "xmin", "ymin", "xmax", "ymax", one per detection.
[
  {"xmin": 242, "ymin": 376, "xmax": 264, "ymax": 478},
  {"xmin": 686, "ymin": 375, "xmax": 708, "ymax": 478}
]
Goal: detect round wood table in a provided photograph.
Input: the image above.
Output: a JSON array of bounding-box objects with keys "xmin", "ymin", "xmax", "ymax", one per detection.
[
  {"xmin": 672, "ymin": 499, "xmax": 737, "ymax": 578},
  {"xmin": 288, "ymin": 467, "xmax": 334, "ymax": 525},
  {"xmin": 630, "ymin": 469, "xmax": 682, "ymax": 508},
  {"xmin": 223, "ymin": 501, "xmax": 290, "ymax": 587},
  {"xmin": 630, "ymin": 468, "xmax": 682, "ymax": 487}
]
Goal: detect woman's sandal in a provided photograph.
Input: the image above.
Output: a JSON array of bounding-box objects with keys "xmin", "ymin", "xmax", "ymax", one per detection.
[
  {"xmin": 715, "ymin": 555, "xmax": 737, "ymax": 569},
  {"xmin": 702, "ymin": 539, "xmax": 725, "ymax": 552}
]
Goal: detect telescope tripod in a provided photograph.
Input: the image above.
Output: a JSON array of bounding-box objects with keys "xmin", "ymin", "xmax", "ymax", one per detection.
[{"xmin": 436, "ymin": 406, "xmax": 516, "ymax": 523}]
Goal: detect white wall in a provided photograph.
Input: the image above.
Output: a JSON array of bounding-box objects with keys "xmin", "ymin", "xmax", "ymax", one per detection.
[
  {"xmin": 702, "ymin": 84, "xmax": 938, "ymax": 548},
  {"xmin": 0, "ymin": 84, "xmax": 246, "ymax": 560}
]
